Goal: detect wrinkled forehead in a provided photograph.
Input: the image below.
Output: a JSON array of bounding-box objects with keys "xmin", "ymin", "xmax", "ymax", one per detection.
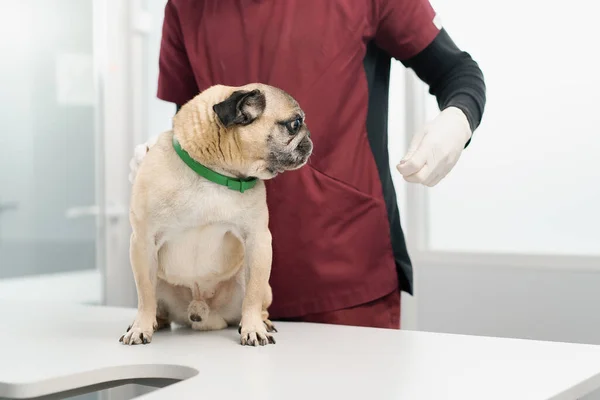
[
  {"xmin": 263, "ymin": 86, "xmax": 303, "ymax": 118},
  {"xmin": 235, "ymin": 83, "xmax": 302, "ymax": 117}
]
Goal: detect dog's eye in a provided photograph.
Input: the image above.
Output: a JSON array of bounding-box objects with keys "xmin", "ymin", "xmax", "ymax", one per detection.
[{"xmin": 285, "ymin": 117, "xmax": 303, "ymax": 135}]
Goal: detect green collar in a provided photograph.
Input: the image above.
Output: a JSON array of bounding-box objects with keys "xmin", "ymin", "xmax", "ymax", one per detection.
[{"xmin": 172, "ymin": 136, "xmax": 258, "ymax": 193}]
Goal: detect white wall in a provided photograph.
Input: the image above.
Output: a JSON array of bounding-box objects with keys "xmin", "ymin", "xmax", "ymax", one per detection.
[{"xmin": 424, "ymin": 0, "xmax": 600, "ymax": 255}]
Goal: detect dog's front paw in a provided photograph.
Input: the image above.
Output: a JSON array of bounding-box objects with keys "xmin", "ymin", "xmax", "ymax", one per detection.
[
  {"xmin": 239, "ymin": 317, "xmax": 276, "ymax": 346},
  {"xmin": 119, "ymin": 316, "xmax": 157, "ymax": 345}
]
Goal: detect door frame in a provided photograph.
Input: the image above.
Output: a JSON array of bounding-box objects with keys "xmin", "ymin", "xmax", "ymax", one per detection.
[
  {"xmin": 95, "ymin": 0, "xmax": 139, "ymax": 308},
  {"xmin": 96, "ymin": 1, "xmax": 145, "ymax": 399}
]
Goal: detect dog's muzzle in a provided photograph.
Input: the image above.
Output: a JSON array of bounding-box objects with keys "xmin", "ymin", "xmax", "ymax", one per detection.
[{"xmin": 294, "ymin": 136, "xmax": 313, "ymax": 165}]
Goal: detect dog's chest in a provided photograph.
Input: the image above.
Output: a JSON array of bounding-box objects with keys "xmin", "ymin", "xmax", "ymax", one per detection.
[
  {"xmin": 174, "ymin": 181, "xmax": 262, "ymax": 228},
  {"xmin": 158, "ymin": 222, "xmax": 245, "ymax": 287},
  {"xmin": 156, "ymin": 181, "xmax": 265, "ymax": 287}
]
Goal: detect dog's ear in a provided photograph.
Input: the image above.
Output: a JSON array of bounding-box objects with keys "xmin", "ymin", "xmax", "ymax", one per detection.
[{"xmin": 212, "ymin": 89, "xmax": 266, "ymax": 128}]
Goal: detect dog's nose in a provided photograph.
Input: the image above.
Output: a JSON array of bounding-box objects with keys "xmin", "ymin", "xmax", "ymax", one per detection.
[
  {"xmin": 298, "ymin": 137, "xmax": 312, "ymax": 152},
  {"xmin": 190, "ymin": 314, "xmax": 202, "ymax": 322}
]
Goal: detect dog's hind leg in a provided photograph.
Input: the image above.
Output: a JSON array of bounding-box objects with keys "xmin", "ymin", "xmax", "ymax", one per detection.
[
  {"xmin": 155, "ymin": 300, "xmax": 172, "ymax": 331},
  {"xmin": 188, "ymin": 283, "xmax": 227, "ymax": 331},
  {"xmin": 188, "ymin": 283, "xmax": 211, "ymax": 324},
  {"xmin": 191, "ymin": 310, "xmax": 228, "ymax": 331}
]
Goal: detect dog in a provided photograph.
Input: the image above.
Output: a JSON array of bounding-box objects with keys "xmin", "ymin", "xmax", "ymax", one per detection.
[{"xmin": 119, "ymin": 83, "xmax": 312, "ymax": 346}]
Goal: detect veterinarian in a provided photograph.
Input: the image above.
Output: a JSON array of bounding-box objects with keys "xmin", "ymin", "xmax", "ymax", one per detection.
[{"xmin": 129, "ymin": 0, "xmax": 486, "ymax": 329}]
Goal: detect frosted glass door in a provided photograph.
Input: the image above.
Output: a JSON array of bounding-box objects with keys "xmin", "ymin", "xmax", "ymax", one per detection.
[{"xmin": 0, "ymin": 0, "xmax": 101, "ymax": 303}]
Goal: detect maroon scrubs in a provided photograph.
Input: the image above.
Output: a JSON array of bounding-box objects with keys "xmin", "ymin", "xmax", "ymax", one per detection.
[{"xmin": 157, "ymin": 0, "xmax": 440, "ymax": 329}]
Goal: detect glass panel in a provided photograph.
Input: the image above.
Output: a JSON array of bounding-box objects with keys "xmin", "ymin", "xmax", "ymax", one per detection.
[
  {"xmin": 423, "ymin": 0, "xmax": 600, "ymax": 255},
  {"xmin": 0, "ymin": 0, "xmax": 102, "ymax": 303}
]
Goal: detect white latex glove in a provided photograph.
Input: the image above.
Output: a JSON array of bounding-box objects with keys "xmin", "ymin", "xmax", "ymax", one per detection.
[
  {"xmin": 397, "ymin": 106, "xmax": 471, "ymax": 187},
  {"xmin": 128, "ymin": 135, "xmax": 159, "ymax": 184}
]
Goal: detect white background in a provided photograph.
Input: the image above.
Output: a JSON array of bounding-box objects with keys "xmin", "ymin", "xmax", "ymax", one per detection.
[{"xmin": 423, "ymin": 0, "xmax": 600, "ymax": 255}]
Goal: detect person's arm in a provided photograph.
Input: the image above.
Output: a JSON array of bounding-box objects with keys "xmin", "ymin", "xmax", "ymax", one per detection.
[
  {"xmin": 157, "ymin": 0, "xmax": 199, "ymax": 106},
  {"xmin": 373, "ymin": 0, "xmax": 487, "ymax": 186},
  {"xmin": 402, "ymin": 28, "xmax": 486, "ymax": 143}
]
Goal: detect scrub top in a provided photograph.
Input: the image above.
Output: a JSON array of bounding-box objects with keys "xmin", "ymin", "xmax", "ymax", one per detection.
[{"xmin": 157, "ymin": 0, "xmax": 441, "ymax": 319}]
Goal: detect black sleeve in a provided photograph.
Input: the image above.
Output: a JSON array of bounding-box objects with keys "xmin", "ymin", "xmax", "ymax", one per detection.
[{"xmin": 402, "ymin": 28, "xmax": 486, "ymax": 144}]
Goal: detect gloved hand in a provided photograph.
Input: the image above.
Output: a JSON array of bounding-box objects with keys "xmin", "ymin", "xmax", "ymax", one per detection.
[
  {"xmin": 397, "ymin": 106, "xmax": 472, "ymax": 187},
  {"xmin": 128, "ymin": 135, "xmax": 159, "ymax": 184}
]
